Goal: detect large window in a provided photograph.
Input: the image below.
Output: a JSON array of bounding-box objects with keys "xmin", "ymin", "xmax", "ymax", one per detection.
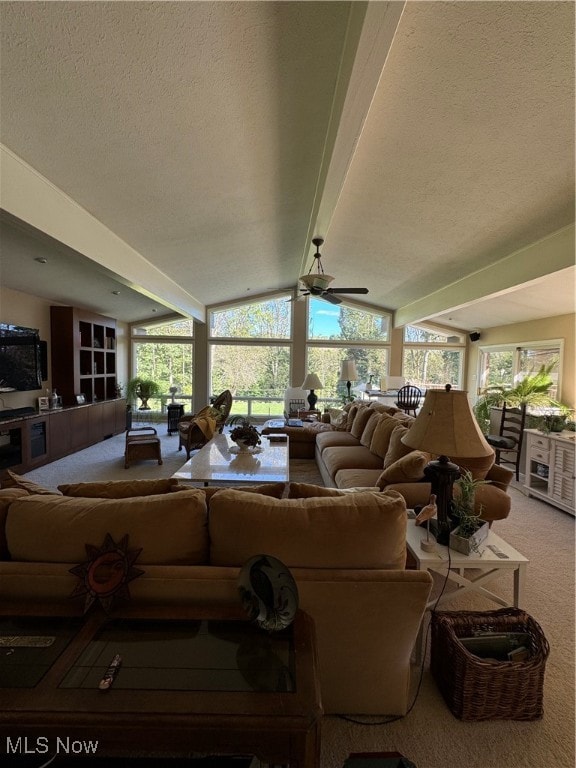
[
  {"xmin": 131, "ymin": 318, "xmax": 194, "ymax": 407},
  {"xmin": 479, "ymin": 342, "xmax": 562, "ymax": 398},
  {"xmin": 307, "ymin": 298, "xmax": 392, "ymax": 402},
  {"xmin": 209, "ymin": 295, "xmax": 292, "ymax": 418},
  {"xmin": 402, "ymin": 325, "xmax": 465, "ymax": 390}
]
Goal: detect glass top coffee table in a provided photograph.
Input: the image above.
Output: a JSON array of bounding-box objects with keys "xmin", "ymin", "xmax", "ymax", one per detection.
[
  {"xmin": 171, "ymin": 432, "xmax": 289, "ymax": 486},
  {"xmin": 0, "ymin": 604, "xmax": 321, "ymax": 766}
]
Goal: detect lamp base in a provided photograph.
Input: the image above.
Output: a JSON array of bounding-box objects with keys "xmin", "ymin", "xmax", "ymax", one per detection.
[
  {"xmin": 424, "ymin": 458, "xmax": 461, "ymax": 545},
  {"xmin": 420, "ymin": 539, "xmax": 437, "ymax": 552},
  {"xmin": 307, "ymin": 390, "xmax": 318, "ymax": 409}
]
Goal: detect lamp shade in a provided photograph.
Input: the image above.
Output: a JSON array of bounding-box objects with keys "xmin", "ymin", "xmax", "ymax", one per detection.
[
  {"xmin": 401, "ymin": 387, "xmax": 493, "ymax": 458},
  {"xmin": 301, "ymin": 373, "xmax": 323, "ymax": 390},
  {"xmin": 339, "ymin": 360, "xmax": 358, "ymax": 382}
]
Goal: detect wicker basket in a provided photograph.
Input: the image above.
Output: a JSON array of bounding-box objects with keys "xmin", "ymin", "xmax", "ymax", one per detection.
[{"xmin": 431, "ymin": 607, "xmax": 550, "ymax": 721}]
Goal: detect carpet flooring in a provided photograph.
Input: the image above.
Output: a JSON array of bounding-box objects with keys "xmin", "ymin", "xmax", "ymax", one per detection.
[{"xmin": 23, "ymin": 431, "xmax": 575, "ymax": 768}]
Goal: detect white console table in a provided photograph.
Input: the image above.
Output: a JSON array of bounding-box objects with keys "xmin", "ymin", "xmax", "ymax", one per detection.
[{"xmin": 524, "ymin": 429, "xmax": 575, "ymax": 516}]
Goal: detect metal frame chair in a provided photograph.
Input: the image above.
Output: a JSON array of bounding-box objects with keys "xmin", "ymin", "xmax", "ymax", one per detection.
[
  {"xmin": 485, "ymin": 402, "xmax": 527, "ymax": 481},
  {"xmin": 395, "ymin": 385, "xmax": 422, "ymax": 416}
]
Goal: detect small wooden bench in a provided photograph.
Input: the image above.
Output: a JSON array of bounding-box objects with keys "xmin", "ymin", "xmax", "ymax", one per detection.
[{"xmin": 124, "ymin": 427, "xmax": 163, "ymax": 469}]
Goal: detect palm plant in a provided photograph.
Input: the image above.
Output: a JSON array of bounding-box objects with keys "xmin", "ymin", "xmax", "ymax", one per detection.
[{"xmin": 474, "ymin": 362, "xmax": 567, "ymax": 433}]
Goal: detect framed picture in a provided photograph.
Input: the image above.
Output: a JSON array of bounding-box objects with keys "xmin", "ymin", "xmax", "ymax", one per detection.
[
  {"xmin": 38, "ymin": 396, "xmax": 50, "ymax": 411},
  {"xmin": 75, "ymin": 394, "xmax": 86, "ymax": 405}
]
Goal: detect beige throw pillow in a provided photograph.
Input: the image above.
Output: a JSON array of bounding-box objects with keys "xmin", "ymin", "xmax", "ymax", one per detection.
[
  {"xmin": 383, "ymin": 424, "xmax": 415, "ymax": 467},
  {"xmin": 360, "ymin": 412, "xmax": 382, "ymax": 447},
  {"xmin": 369, "ymin": 415, "xmax": 399, "ymax": 460},
  {"xmin": 350, "ymin": 406, "xmax": 374, "ymax": 439},
  {"xmin": 5, "ymin": 471, "xmax": 59, "ymax": 496},
  {"xmin": 377, "ymin": 451, "xmax": 429, "ymax": 489}
]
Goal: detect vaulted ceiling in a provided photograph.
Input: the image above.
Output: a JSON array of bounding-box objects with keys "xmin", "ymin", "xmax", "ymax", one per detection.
[{"xmin": 1, "ymin": 1, "xmax": 574, "ymax": 328}]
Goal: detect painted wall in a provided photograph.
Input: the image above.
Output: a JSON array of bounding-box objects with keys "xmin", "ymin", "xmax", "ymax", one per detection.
[
  {"xmin": 466, "ymin": 313, "xmax": 575, "ymax": 409},
  {"xmin": 0, "ymin": 285, "xmax": 129, "ymax": 410}
]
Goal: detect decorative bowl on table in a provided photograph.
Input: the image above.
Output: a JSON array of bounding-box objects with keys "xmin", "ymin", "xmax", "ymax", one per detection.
[{"xmin": 229, "ymin": 421, "xmax": 261, "ymax": 452}]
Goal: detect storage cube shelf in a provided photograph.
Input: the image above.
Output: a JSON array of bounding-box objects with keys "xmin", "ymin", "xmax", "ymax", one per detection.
[
  {"xmin": 524, "ymin": 429, "xmax": 575, "ymax": 516},
  {"xmin": 51, "ymin": 307, "xmax": 118, "ymax": 407}
]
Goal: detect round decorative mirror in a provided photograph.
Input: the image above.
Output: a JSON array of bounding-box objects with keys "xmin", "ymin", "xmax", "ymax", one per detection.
[{"xmin": 237, "ymin": 554, "xmax": 299, "ymax": 631}]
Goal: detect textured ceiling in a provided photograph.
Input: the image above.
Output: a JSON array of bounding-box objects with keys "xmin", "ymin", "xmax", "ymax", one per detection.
[{"xmin": 0, "ymin": 1, "xmax": 574, "ymax": 327}]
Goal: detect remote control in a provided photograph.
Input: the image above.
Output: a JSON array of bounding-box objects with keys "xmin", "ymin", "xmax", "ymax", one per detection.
[
  {"xmin": 99, "ymin": 654, "xmax": 122, "ymax": 691},
  {"xmin": 487, "ymin": 544, "xmax": 509, "ymax": 559}
]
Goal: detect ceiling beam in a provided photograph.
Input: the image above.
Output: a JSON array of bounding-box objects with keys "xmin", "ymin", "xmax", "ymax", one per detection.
[
  {"xmin": 394, "ymin": 224, "xmax": 575, "ymax": 328},
  {"xmin": 0, "ymin": 145, "xmax": 206, "ymax": 322},
  {"xmin": 300, "ymin": 0, "xmax": 406, "ymax": 275}
]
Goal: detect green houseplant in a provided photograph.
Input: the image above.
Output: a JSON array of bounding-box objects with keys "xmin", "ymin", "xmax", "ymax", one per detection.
[
  {"xmin": 449, "ymin": 470, "xmax": 490, "ymax": 554},
  {"xmin": 126, "ymin": 377, "xmax": 161, "ymax": 410},
  {"xmin": 474, "ymin": 363, "xmax": 567, "ymax": 434},
  {"xmin": 229, "ymin": 418, "xmax": 261, "ymax": 450}
]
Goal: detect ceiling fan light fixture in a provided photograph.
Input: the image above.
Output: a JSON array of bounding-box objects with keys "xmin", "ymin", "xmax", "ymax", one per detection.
[{"xmin": 299, "ymin": 273, "xmax": 335, "ymax": 291}]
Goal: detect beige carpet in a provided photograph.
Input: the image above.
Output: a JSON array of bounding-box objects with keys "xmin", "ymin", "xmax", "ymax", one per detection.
[{"xmin": 24, "ymin": 432, "xmax": 575, "ymax": 768}]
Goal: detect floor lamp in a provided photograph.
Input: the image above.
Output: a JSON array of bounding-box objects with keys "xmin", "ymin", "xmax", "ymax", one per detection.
[
  {"xmin": 401, "ymin": 385, "xmax": 493, "ymax": 545},
  {"xmin": 339, "ymin": 360, "xmax": 358, "ymax": 402}
]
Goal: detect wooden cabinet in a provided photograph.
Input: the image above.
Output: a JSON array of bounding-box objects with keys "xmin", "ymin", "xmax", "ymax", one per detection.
[
  {"xmin": 25, "ymin": 415, "xmax": 49, "ymax": 469},
  {"xmin": 524, "ymin": 429, "xmax": 575, "ymax": 516},
  {"xmin": 48, "ymin": 409, "xmax": 72, "ymax": 460},
  {"xmin": 50, "ymin": 306, "xmax": 117, "ymax": 407}
]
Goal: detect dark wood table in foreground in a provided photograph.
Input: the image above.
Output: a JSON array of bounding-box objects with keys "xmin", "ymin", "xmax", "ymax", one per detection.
[{"xmin": 0, "ymin": 603, "xmax": 322, "ymax": 767}]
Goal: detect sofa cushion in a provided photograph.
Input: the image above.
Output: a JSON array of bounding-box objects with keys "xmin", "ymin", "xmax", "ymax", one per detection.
[
  {"xmin": 209, "ymin": 489, "xmax": 407, "ymax": 569},
  {"xmin": 288, "ymin": 483, "xmax": 380, "ymax": 498},
  {"xmin": 383, "ymin": 424, "xmax": 415, "ymax": 467},
  {"xmin": 202, "ymin": 483, "xmax": 286, "ymax": 502},
  {"xmin": 5, "ymin": 491, "xmax": 209, "ymax": 565},
  {"xmin": 327, "ymin": 408, "xmax": 348, "ymax": 430},
  {"xmin": 377, "ymin": 451, "xmax": 429, "ymax": 489},
  {"xmin": 322, "ymin": 445, "xmax": 383, "ymax": 477},
  {"xmin": 345, "ymin": 404, "xmax": 359, "ymax": 431},
  {"xmin": 369, "ymin": 414, "xmax": 399, "ymax": 459},
  {"xmin": 316, "ymin": 430, "xmax": 361, "ymax": 454},
  {"xmin": 58, "ymin": 478, "xmax": 181, "ymax": 498},
  {"xmin": 359, "ymin": 412, "xmax": 383, "ymax": 448},
  {"xmin": 4, "ymin": 471, "xmax": 60, "ymax": 496},
  {"xmin": 350, "ymin": 406, "xmax": 374, "ymax": 439},
  {"xmin": 0, "ymin": 488, "xmax": 28, "ymax": 560},
  {"xmin": 450, "ymin": 452, "xmax": 495, "ymax": 480},
  {"xmin": 334, "ymin": 468, "xmax": 384, "ymax": 489}
]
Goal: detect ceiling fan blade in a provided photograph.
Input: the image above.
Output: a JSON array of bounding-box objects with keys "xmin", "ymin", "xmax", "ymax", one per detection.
[
  {"xmin": 321, "ymin": 292, "xmax": 342, "ymax": 305},
  {"xmin": 325, "ymin": 287, "xmax": 369, "ymax": 294}
]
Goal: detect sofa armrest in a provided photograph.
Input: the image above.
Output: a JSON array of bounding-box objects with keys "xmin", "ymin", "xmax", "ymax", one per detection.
[{"xmin": 486, "ymin": 463, "xmax": 514, "ymax": 492}]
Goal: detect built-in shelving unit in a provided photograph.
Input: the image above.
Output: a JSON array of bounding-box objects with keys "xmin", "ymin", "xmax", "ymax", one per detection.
[
  {"xmin": 524, "ymin": 429, "xmax": 575, "ymax": 516},
  {"xmin": 50, "ymin": 306, "xmax": 117, "ymax": 406}
]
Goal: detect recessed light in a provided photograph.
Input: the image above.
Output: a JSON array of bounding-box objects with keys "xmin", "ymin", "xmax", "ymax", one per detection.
[
  {"xmin": 34, "ymin": 257, "xmax": 47, "ymax": 264},
  {"xmin": 111, "ymin": 290, "xmax": 121, "ymax": 295},
  {"xmin": 151, "ymin": 308, "xmax": 157, "ymax": 313}
]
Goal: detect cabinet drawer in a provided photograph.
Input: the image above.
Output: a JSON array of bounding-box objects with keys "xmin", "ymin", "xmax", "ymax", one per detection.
[
  {"xmin": 529, "ymin": 434, "xmax": 549, "ymax": 450},
  {"xmin": 529, "ymin": 448, "xmax": 550, "ymax": 464}
]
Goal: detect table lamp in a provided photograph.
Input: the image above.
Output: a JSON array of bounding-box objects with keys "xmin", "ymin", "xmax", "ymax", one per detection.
[
  {"xmin": 301, "ymin": 373, "xmax": 323, "ymax": 410},
  {"xmin": 339, "ymin": 360, "xmax": 358, "ymax": 401},
  {"xmin": 401, "ymin": 384, "xmax": 493, "ymax": 545}
]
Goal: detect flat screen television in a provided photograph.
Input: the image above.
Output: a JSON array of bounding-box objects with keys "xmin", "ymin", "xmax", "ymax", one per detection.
[{"xmin": 0, "ymin": 323, "xmax": 42, "ymax": 392}]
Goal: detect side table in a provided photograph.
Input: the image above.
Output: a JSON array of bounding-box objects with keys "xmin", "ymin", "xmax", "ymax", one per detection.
[{"xmin": 167, "ymin": 403, "xmax": 185, "ymax": 435}]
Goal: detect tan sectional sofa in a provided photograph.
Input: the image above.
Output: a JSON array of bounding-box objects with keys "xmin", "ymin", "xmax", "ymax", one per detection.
[
  {"xmin": 266, "ymin": 401, "xmax": 513, "ymax": 523},
  {"xmin": 0, "ymin": 477, "xmax": 432, "ymax": 716}
]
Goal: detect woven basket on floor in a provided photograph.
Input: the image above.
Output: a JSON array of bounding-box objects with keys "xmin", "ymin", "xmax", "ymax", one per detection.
[{"xmin": 430, "ymin": 607, "xmax": 550, "ymax": 721}]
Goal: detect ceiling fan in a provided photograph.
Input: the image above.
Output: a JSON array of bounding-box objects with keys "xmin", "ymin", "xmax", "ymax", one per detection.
[{"xmin": 295, "ymin": 237, "xmax": 369, "ymax": 304}]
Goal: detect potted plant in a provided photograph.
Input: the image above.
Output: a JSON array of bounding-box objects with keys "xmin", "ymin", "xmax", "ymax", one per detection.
[
  {"xmin": 474, "ymin": 362, "xmax": 568, "ymax": 434},
  {"xmin": 229, "ymin": 418, "xmax": 261, "ymax": 451},
  {"xmin": 126, "ymin": 377, "xmax": 161, "ymax": 411},
  {"xmin": 449, "ymin": 470, "xmax": 490, "ymax": 555}
]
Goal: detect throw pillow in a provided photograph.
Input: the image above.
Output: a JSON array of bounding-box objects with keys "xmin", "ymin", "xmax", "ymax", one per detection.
[
  {"xmin": 350, "ymin": 406, "xmax": 374, "ymax": 439},
  {"xmin": 377, "ymin": 451, "xmax": 429, "ymax": 489},
  {"xmin": 202, "ymin": 483, "xmax": 286, "ymax": 503},
  {"xmin": 369, "ymin": 414, "xmax": 399, "ymax": 460},
  {"xmin": 288, "ymin": 483, "xmax": 380, "ymax": 498},
  {"xmin": 383, "ymin": 424, "xmax": 414, "ymax": 467},
  {"xmin": 345, "ymin": 404, "xmax": 359, "ymax": 431},
  {"xmin": 359, "ymin": 412, "xmax": 382, "ymax": 448},
  {"xmin": 59, "ymin": 478, "xmax": 180, "ymax": 498},
  {"xmin": 327, "ymin": 408, "xmax": 348, "ymax": 430},
  {"xmin": 4, "ymin": 470, "xmax": 60, "ymax": 496}
]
